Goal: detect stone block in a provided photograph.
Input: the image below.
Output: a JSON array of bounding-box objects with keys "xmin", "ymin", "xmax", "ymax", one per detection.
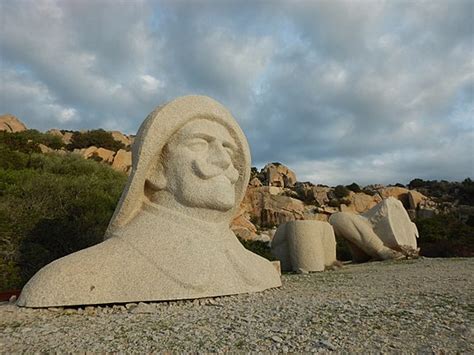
[{"xmin": 272, "ymin": 220, "xmax": 336, "ymax": 272}]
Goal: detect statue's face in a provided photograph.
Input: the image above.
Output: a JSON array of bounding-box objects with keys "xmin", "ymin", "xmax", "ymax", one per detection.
[{"xmin": 161, "ymin": 119, "xmax": 240, "ymax": 211}]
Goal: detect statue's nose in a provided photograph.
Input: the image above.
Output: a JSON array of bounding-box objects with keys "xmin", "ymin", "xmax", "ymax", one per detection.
[{"xmin": 209, "ymin": 142, "xmax": 232, "ymax": 169}]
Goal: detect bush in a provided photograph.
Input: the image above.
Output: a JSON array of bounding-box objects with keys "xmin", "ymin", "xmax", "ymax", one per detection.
[
  {"xmin": 335, "ymin": 236, "xmax": 352, "ymax": 261},
  {"xmin": 0, "ymin": 130, "xmax": 64, "ymax": 153},
  {"xmin": 416, "ymin": 213, "xmax": 474, "ymax": 257},
  {"xmin": 334, "ymin": 185, "xmax": 350, "ymax": 198},
  {"xmin": 237, "ymin": 238, "xmax": 275, "ymax": 261},
  {"xmin": 346, "ymin": 182, "xmax": 361, "ymax": 193},
  {"xmin": 0, "ymin": 145, "xmax": 29, "ymax": 170},
  {"xmin": 0, "ymin": 148, "xmax": 127, "ymax": 291},
  {"xmin": 409, "ymin": 178, "xmax": 425, "ymax": 189},
  {"xmin": 67, "ymin": 129, "xmax": 125, "ymax": 152}
]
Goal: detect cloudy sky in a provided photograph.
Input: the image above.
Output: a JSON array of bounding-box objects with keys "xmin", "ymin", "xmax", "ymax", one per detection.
[{"xmin": 1, "ymin": 0, "xmax": 472, "ymax": 185}]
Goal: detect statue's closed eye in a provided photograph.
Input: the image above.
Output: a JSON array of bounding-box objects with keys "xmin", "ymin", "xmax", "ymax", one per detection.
[
  {"xmin": 223, "ymin": 143, "xmax": 235, "ymax": 157},
  {"xmin": 186, "ymin": 138, "xmax": 209, "ymax": 152}
]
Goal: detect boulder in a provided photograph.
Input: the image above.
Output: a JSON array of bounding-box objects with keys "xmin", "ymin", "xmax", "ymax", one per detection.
[
  {"xmin": 242, "ymin": 186, "xmax": 305, "ymax": 227},
  {"xmin": 0, "ymin": 114, "xmax": 27, "ymax": 132},
  {"xmin": 263, "ymin": 163, "xmax": 297, "ymax": 188},
  {"xmin": 272, "ymin": 220, "xmax": 337, "ymax": 272},
  {"xmin": 110, "ymin": 131, "xmax": 131, "ymax": 146},
  {"xmin": 249, "ymin": 177, "xmax": 262, "ymax": 187},
  {"xmin": 312, "ymin": 186, "xmax": 331, "ymax": 206},
  {"xmin": 350, "ymin": 192, "xmax": 382, "ymax": 213},
  {"xmin": 47, "ymin": 129, "xmax": 73, "ymax": 145},
  {"xmin": 38, "ymin": 143, "xmax": 53, "ymax": 154},
  {"xmin": 111, "ymin": 149, "xmax": 132, "ymax": 173},
  {"xmin": 94, "ymin": 148, "xmax": 115, "ymax": 163},
  {"xmin": 62, "ymin": 132, "xmax": 73, "ymax": 145},
  {"xmin": 231, "ymin": 214, "xmax": 257, "ymax": 240},
  {"xmin": 303, "ymin": 206, "xmax": 329, "ymax": 222},
  {"xmin": 407, "ymin": 190, "xmax": 428, "ymax": 210},
  {"xmin": 81, "ymin": 146, "xmax": 98, "ymax": 159},
  {"xmin": 377, "ymin": 186, "xmax": 410, "ymax": 208},
  {"xmin": 47, "ymin": 129, "xmax": 63, "ymax": 137}
]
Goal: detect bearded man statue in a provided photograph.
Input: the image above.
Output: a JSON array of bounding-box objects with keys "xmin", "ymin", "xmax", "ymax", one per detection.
[{"xmin": 18, "ymin": 95, "xmax": 281, "ymax": 307}]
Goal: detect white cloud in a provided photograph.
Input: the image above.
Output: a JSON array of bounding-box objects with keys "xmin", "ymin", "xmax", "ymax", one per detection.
[
  {"xmin": 0, "ymin": 0, "xmax": 472, "ymax": 183},
  {"xmin": 140, "ymin": 74, "xmax": 164, "ymax": 93}
]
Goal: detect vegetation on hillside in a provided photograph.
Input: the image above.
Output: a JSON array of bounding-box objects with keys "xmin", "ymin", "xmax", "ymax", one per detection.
[
  {"xmin": 0, "ymin": 145, "xmax": 127, "ymax": 291},
  {"xmin": 67, "ymin": 129, "xmax": 126, "ymax": 152},
  {"xmin": 0, "ymin": 130, "xmax": 65, "ymax": 153}
]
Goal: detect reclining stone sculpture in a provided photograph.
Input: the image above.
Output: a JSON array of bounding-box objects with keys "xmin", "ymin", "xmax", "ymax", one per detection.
[
  {"xmin": 329, "ymin": 197, "xmax": 419, "ymax": 262},
  {"xmin": 17, "ymin": 95, "xmax": 281, "ymax": 307},
  {"xmin": 271, "ymin": 220, "xmax": 337, "ymax": 273}
]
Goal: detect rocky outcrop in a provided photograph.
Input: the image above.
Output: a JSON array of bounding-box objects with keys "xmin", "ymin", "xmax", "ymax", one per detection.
[
  {"xmin": 341, "ymin": 192, "xmax": 382, "ymax": 213},
  {"xmin": 47, "ymin": 129, "xmax": 73, "ymax": 145},
  {"xmin": 38, "ymin": 144, "xmax": 53, "ymax": 154},
  {"xmin": 241, "ymin": 186, "xmax": 305, "ymax": 227},
  {"xmin": 82, "ymin": 146, "xmax": 99, "ymax": 159},
  {"xmin": 377, "ymin": 186, "xmax": 410, "ymax": 207},
  {"xmin": 94, "ymin": 148, "xmax": 115, "ymax": 163},
  {"xmin": 0, "ymin": 114, "xmax": 27, "ymax": 133},
  {"xmin": 231, "ymin": 214, "xmax": 258, "ymax": 240},
  {"xmin": 111, "ymin": 131, "xmax": 131, "ymax": 147},
  {"xmin": 111, "ymin": 149, "xmax": 132, "ymax": 173},
  {"xmin": 263, "ymin": 163, "xmax": 297, "ymax": 188}
]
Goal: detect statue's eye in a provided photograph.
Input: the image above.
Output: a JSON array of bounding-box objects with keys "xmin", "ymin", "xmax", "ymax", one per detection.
[
  {"xmin": 187, "ymin": 138, "xmax": 209, "ymax": 152},
  {"xmin": 223, "ymin": 143, "xmax": 235, "ymax": 157}
]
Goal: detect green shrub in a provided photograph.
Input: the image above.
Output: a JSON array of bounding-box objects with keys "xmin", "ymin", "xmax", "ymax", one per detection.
[
  {"xmin": 409, "ymin": 178, "xmax": 425, "ymax": 189},
  {"xmin": 67, "ymin": 129, "xmax": 125, "ymax": 152},
  {"xmin": 237, "ymin": 238, "xmax": 275, "ymax": 261},
  {"xmin": 0, "ymin": 130, "xmax": 64, "ymax": 152},
  {"xmin": 0, "ymin": 145, "xmax": 29, "ymax": 170},
  {"xmin": 334, "ymin": 185, "xmax": 350, "ymax": 198},
  {"xmin": 346, "ymin": 182, "xmax": 361, "ymax": 193},
  {"xmin": 362, "ymin": 188, "xmax": 377, "ymax": 196},
  {"xmin": 328, "ymin": 199, "xmax": 341, "ymax": 208},
  {"xmin": 0, "ymin": 148, "xmax": 127, "ymax": 291},
  {"xmin": 416, "ymin": 213, "xmax": 474, "ymax": 257},
  {"xmin": 335, "ymin": 236, "xmax": 352, "ymax": 261}
]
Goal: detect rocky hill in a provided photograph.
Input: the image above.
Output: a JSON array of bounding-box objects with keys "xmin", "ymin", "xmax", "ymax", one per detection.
[
  {"xmin": 0, "ymin": 114, "xmax": 134, "ymax": 174},
  {"xmin": 231, "ymin": 163, "xmax": 444, "ymax": 242}
]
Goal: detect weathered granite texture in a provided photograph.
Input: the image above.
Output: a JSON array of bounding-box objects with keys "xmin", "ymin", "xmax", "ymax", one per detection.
[
  {"xmin": 271, "ymin": 220, "xmax": 337, "ymax": 273},
  {"xmin": 17, "ymin": 95, "xmax": 281, "ymax": 308},
  {"xmin": 329, "ymin": 197, "xmax": 419, "ymax": 262}
]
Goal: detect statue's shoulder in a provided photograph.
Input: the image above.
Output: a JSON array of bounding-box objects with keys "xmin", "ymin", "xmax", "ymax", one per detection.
[{"xmin": 17, "ymin": 238, "xmax": 125, "ymax": 307}]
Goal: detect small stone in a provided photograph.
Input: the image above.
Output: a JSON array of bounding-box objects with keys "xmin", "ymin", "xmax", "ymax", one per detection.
[
  {"xmin": 319, "ymin": 339, "xmax": 336, "ymax": 351},
  {"xmin": 9, "ymin": 295, "xmax": 17, "ymax": 303},
  {"xmin": 272, "ymin": 335, "xmax": 284, "ymax": 343}
]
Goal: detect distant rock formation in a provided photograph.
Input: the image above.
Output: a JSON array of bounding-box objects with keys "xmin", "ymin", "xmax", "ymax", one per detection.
[
  {"xmin": 263, "ymin": 163, "xmax": 297, "ymax": 188},
  {"xmin": 46, "ymin": 129, "xmax": 73, "ymax": 145},
  {"xmin": 0, "ymin": 114, "xmax": 27, "ymax": 133}
]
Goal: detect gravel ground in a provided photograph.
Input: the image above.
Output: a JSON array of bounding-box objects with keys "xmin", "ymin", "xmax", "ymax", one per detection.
[{"xmin": 1, "ymin": 257, "xmax": 472, "ymax": 353}]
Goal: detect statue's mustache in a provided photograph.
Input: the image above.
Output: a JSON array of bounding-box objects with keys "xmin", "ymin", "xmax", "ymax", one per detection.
[{"xmin": 192, "ymin": 161, "xmax": 239, "ymax": 184}]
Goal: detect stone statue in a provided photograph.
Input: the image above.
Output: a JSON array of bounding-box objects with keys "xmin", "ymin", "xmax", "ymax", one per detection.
[
  {"xmin": 272, "ymin": 220, "xmax": 337, "ymax": 273},
  {"xmin": 329, "ymin": 197, "xmax": 419, "ymax": 262},
  {"xmin": 18, "ymin": 95, "xmax": 281, "ymax": 307}
]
